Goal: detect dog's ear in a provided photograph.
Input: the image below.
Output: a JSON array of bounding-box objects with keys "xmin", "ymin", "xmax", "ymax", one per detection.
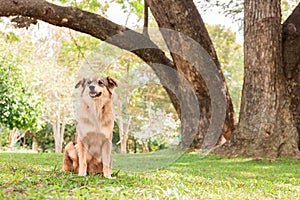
[
  {"xmin": 107, "ymin": 76, "xmax": 118, "ymax": 88},
  {"xmin": 106, "ymin": 76, "xmax": 118, "ymax": 93},
  {"xmin": 75, "ymin": 78, "xmax": 86, "ymax": 89}
]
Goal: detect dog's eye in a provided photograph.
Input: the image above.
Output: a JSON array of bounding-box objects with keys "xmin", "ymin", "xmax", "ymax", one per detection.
[
  {"xmin": 87, "ymin": 80, "xmax": 92, "ymax": 85},
  {"xmin": 98, "ymin": 80, "xmax": 104, "ymax": 85}
]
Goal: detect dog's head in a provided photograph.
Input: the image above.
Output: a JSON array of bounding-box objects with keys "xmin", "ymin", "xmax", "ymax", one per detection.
[{"xmin": 75, "ymin": 76, "xmax": 118, "ymax": 100}]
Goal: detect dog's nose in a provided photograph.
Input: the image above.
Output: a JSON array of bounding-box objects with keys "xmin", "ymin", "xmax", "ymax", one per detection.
[{"xmin": 89, "ymin": 85, "xmax": 95, "ymax": 91}]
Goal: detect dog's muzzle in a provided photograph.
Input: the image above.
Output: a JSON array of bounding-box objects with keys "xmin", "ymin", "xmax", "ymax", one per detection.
[{"xmin": 89, "ymin": 86, "xmax": 102, "ymax": 98}]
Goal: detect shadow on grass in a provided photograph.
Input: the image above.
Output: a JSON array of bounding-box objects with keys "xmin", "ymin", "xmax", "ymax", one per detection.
[
  {"xmin": 113, "ymin": 148, "xmax": 185, "ymax": 172},
  {"xmin": 112, "ymin": 148, "xmax": 300, "ymax": 183},
  {"xmin": 166, "ymin": 152, "xmax": 300, "ymax": 182}
]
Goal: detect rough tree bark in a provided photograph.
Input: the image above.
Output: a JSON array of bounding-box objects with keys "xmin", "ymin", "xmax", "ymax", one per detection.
[
  {"xmin": 146, "ymin": 0, "xmax": 236, "ymax": 148},
  {"xmin": 218, "ymin": 0, "xmax": 300, "ymax": 158},
  {"xmin": 0, "ymin": 0, "xmax": 236, "ymax": 149},
  {"xmin": 283, "ymin": 3, "xmax": 300, "ymax": 149}
]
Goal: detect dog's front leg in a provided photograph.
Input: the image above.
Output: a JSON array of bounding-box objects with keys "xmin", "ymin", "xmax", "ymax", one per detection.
[
  {"xmin": 102, "ymin": 139, "xmax": 113, "ymax": 179},
  {"xmin": 77, "ymin": 140, "xmax": 87, "ymax": 176}
]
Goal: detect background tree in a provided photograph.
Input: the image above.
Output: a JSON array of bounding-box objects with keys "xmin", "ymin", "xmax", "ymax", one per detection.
[
  {"xmin": 207, "ymin": 24, "xmax": 243, "ymax": 118},
  {"xmin": 111, "ymin": 53, "xmax": 135, "ymax": 154},
  {"xmin": 0, "ymin": 32, "xmax": 43, "ymax": 150},
  {"xmin": 22, "ymin": 23, "xmax": 101, "ymax": 153},
  {"xmin": 35, "ymin": 28, "xmax": 77, "ymax": 153},
  {"xmin": 16, "ymin": 24, "xmax": 81, "ymax": 153}
]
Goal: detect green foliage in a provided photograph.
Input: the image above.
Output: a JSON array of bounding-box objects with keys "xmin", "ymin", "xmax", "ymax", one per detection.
[
  {"xmin": 1, "ymin": 152, "xmax": 300, "ymax": 199},
  {"xmin": 34, "ymin": 123, "xmax": 55, "ymax": 152},
  {"xmin": 77, "ymin": 0, "xmax": 102, "ymax": 11},
  {"xmin": 0, "ymin": 54, "xmax": 43, "ymax": 131},
  {"xmin": 125, "ymin": 136, "xmax": 169, "ymax": 153},
  {"xmin": 113, "ymin": 0, "xmax": 145, "ymax": 20},
  {"xmin": 54, "ymin": 0, "xmax": 109, "ymax": 13},
  {"xmin": 282, "ymin": 0, "xmax": 300, "ymax": 21},
  {"xmin": 0, "ymin": 32, "xmax": 20, "ymax": 43},
  {"xmin": 0, "ymin": 128, "xmax": 9, "ymax": 148},
  {"xmin": 129, "ymin": 0, "xmax": 144, "ymax": 15},
  {"xmin": 112, "ymin": 122, "xmax": 120, "ymax": 145},
  {"xmin": 58, "ymin": 35, "xmax": 100, "ymax": 71},
  {"xmin": 207, "ymin": 24, "xmax": 243, "ymax": 117},
  {"xmin": 63, "ymin": 122, "xmax": 77, "ymax": 145},
  {"xmin": 34, "ymin": 122, "xmax": 77, "ymax": 152}
]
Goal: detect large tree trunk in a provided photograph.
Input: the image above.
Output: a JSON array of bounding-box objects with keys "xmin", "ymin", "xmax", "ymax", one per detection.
[
  {"xmin": 283, "ymin": 3, "xmax": 300, "ymax": 149},
  {"xmin": 146, "ymin": 0, "xmax": 236, "ymax": 148},
  {"xmin": 218, "ymin": 0, "xmax": 299, "ymax": 158}
]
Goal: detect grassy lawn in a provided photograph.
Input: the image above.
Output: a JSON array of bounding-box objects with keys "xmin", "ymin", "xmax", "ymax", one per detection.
[{"xmin": 0, "ymin": 150, "xmax": 300, "ymax": 199}]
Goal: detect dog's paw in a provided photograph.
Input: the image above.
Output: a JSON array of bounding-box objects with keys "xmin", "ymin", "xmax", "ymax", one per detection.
[
  {"xmin": 78, "ymin": 170, "xmax": 87, "ymax": 176},
  {"xmin": 103, "ymin": 171, "xmax": 114, "ymax": 179}
]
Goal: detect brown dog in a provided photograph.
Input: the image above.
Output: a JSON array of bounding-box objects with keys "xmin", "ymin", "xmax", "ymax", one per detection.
[{"xmin": 62, "ymin": 75, "xmax": 118, "ymax": 178}]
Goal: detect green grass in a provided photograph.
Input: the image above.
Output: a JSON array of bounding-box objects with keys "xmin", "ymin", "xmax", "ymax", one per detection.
[{"xmin": 0, "ymin": 150, "xmax": 300, "ymax": 199}]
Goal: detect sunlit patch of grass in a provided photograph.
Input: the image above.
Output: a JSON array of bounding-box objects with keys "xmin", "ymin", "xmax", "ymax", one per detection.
[{"xmin": 0, "ymin": 151, "xmax": 300, "ymax": 199}]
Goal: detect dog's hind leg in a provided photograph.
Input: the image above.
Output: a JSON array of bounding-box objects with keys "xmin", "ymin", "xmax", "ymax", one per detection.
[{"xmin": 62, "ymin": 142, "xmax": 78, "ymax": 172}]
